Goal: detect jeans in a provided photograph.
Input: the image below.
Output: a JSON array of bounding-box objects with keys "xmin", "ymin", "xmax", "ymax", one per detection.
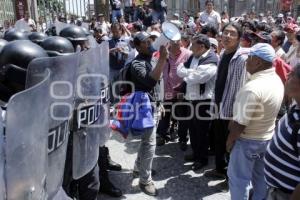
[
  {"xmin": 151, "ymin": 10, "xmax": 166, "ymax": 23},
  {"xmin": 228, "ymin": 138, "xmax": 269, "ymax": 200},
  {"xmin": 133, "ymin": 126, "xmax": 156, "ymax": 184},
  {"xmin": 112, "ymin": 9, "xmax": 123, "ymax": 22}
]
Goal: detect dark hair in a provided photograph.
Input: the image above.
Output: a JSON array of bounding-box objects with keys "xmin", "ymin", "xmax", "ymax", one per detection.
[
  {"xmin": 111, "ymin": 22, "xmax": 121, "ymax": 30},
  {"xmin": 201, "ymin": 24, "xmax": 218, "ymax": 38},
  {"xmin": 242, "ymin": 21, "xmax": 256, "ymax": 32},
  {"xmin": 193, "ymin": 34, "xmax": 211, "ymax": 49},
  {"xmin": 222, "ymin": 22, "xmax": 242, "ymax": 39},
  {"xmin": 273, "ymin": 30, "xmax": 286, "ymax": 46},
  {"xmin": 205, "ymin": 0, "xmax": 214, "ymax": 6}
]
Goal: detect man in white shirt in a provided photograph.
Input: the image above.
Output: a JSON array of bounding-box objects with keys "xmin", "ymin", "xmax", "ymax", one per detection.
[
  {"xmin": 96, "ymin": 14, "xmax": 110, "ymax": 35},
  {"xmin": 270, "ymin": 30, "xmax": 286, "ymax": 60},
  {"xmin": 14, "ymin": 11, "xmax": 36, "ymax": 32},
  {"xmin": 177, "ymin": 34, "xmax": 218, "ymax": 171},
  {"xmin": 199, "ymin": 0, "xmax": 221, "ymax": 31}
]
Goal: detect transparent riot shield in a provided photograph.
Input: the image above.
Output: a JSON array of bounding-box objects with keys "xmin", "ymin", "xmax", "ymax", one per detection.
[
  {"xmin": 0, "ymin": 107, "xmax": 4, "ymax": 200},
  {"xmin": 87, "ymin": 35, "xmax": 98, "ymax": 48},
  {"xmin": 5, "ymin": 70, "xmax": 50, "ymax": 200},
  {"xmin": 26, "ymin": 54, "xmax": 79, "ymax": 200},
  {"xmin": 72, "ymin": 42, "xmax": 110, "ymax": 179}
]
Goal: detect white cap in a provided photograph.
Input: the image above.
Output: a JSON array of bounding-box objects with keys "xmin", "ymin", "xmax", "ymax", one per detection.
[
  {"xmin": 209, "ymin": 38, "xmax": 218, "ymax": 47},
  {"xmin": 150, "ymin": 31, "xmax": 161, "ymax": 38}
]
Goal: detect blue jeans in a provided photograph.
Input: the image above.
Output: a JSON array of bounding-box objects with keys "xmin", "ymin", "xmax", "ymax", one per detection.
[
  {"xmin": 112, "ymin": 9, "xmax": 123, "ymax": 22},
  {"xmin": 151, "ymin": 10, "xmax": 166, "ymax": 23},
  {"xmin": 228, "ymin": 138, "xmax": 269, "ymax": 200}
]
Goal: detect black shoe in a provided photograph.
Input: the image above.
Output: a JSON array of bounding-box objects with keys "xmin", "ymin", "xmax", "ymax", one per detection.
[
  {"xmin": 191, "ymin": 161, "xmax": 208, "ymax": 171},
  {"xmin": 179, "ymin": 142, "xmax": 187, "ymax": 151},
  {"xmin": 156, "ymin": 135, "xmax": 170, "ymax": 146},
  {"xmin": 108, "ymin": 156, "xmax": 122, "ymax": 171},
  {"xmin": 184, "ymin": 154, "xmax": 195, "ymax": 162},
  {"xmin": 133, "ymin": 169, "xmax": 157, "ymax": 178},
  {"xmin": 100, "ymin": 181, "xmax": 123, "ymax": 197},
  {"xmin": 204, "ymin": 169, "xmax": 227, "ymax": 180},
  {"xmin": 156, "ymin": 136, "xmax": 166, "ymax": 146}
]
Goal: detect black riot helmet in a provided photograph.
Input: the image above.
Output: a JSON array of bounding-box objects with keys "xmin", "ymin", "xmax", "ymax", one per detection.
[
  {"xmin": 41, "ymin": 36, "xmax": 75, "ymax": 57},
  {"xmin": 0, "ymin": 40, "xmax": 48, "ymax": 101},
  {"xmin": 59, "ymin": 25, "xmax": 88, "ymax": 50},
  {"xmin": 59, "ymin": 25, "xmax": 88, "ymax": 42},
  {"xmin": 4, "ymin": 29, "xmax": 28, "ymax": 41},
  {"xmin": 81, "ymin": 27, "xmax": 92, "ymax": 36},
  {"xmin": 28, "ymin": 32, "xmax": 48, "ymax": 45},
  {"xmin": 0, "ymin": 39, "xmax": 8, "ymax": 53}
]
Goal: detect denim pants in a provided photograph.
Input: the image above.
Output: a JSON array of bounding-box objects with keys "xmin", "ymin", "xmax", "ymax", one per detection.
[
  {"xmin": 112, "ymin": 9, "xmax": 123, "ymax": 22},
  {"xmin": 151, "ymin": 10, "xmax": 166, "ymax": 23},
  {"xmin": 133, "ymin": 126, "xmax": 156, "ymax": 184},
  {"xmin": 228, "ymin": 138, "xmax": 269, "ymax": 200}
]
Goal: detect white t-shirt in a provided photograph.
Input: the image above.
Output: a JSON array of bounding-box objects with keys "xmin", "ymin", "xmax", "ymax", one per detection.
[
  {"xmin": 15, "ymin": 18, "xmax": 36, "ymax": 32},
  {"xmin": 233, "ymin": 68, "xmax": 284, "ymax": 140},
  {"xmin": 199, "ymin": 10, "xmax": 221, "ymax": 30}
]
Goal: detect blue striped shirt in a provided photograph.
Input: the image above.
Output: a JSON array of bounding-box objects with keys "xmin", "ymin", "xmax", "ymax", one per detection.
[{"xmin": 264, "ymin": 105, "xmax": 300, "ymax": 192}]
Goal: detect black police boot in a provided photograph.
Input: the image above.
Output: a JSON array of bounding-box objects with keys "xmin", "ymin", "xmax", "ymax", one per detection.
[
  {"xmin": 99, "ymin": 179, "xmax": 123, "ymax": 197},
  {"xmin": 106, "ymin": 149, "xmax": 122, "ymax": 171},
  {"xmin": 98, "ymin": 146, "xmax": 123, "ymax": 197}
]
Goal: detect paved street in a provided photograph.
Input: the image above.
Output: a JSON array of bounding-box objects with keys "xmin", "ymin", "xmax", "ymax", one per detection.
[{"xmin": 99, "ymin": 131, "xmax": 231, "ymax": 200}]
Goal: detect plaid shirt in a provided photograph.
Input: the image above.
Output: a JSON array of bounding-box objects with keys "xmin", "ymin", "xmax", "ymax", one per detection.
[{"xmin": 217, "ymin": 47, "xmax": 249, "ymax": 119}]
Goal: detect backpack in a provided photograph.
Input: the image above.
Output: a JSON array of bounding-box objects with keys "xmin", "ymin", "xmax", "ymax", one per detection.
[{"xmin": 112, "ymin": 61, "xmax": 133, "ymax": 97}]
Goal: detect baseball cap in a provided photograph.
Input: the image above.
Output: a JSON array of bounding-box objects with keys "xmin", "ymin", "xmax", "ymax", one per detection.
[
  {"xmin": 150, "ymin": 31, "xmax": 161, "ymax": 38},
  {"xmin": 209, "ymin": 38, "xmax": 218, "ymax": 47},
  {"xmin": 173, "ymin": 13, "xmax": 180, "ymax": 18},
  {"xmin": 249, "ymin": 43, "xmax": 275, "ymax": 63},
  {"xmin": 250, "ymin": 31, "xmax": 271, "ymax": 44},
  {"xmin": 284, "ymin": 23, "xmax": 299, "ymax": 33},
  {"xmin": 133, "ymin": 31, "xmax": 150, "ymax": 42},
  {"xmin": 277, "ymin": 13, "xmax": 284, "ymax": 18}
]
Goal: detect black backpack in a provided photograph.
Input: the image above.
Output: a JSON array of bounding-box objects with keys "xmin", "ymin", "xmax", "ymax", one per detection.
[{"xmin": 112, "ymin": 61, "xmax": 133, "ymax": 97}]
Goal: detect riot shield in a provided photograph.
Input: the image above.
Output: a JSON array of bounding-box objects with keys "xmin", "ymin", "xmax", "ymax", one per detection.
[
  {"xmin": 26, "ymin": 54, "xmax": 79, "ymax": 200},
  {"xmin": 72, "ymin": 42, "xmax": 110, "ymax": 179},
  {"xmin": 0, "ymin": 107, "xmax": 4, "ymax": 200},
  {"xmin": 5, "ymin": 70, "xmax": 50, "ymax": 200}
]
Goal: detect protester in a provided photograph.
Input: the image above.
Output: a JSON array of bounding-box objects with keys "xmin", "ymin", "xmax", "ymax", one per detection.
[
  {"xmin": 198, "ymin": 0, "xmax": 221, "ymax": 31},
  {"xmin": 227, "ymin": 43, "xmax": 284, "ymax": 199},
  {"xmin": 264, "ymin": 63, "xmax": 300, "ymax": 200},
  {"xmin": 204, "ymin": 23, "xmax": 248, "ymax": 186}
]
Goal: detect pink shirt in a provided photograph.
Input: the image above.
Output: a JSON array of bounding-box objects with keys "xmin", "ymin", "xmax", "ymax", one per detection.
[{"xmin": 163, "ymin": 48, "xmax": 192, "ymax": 100}]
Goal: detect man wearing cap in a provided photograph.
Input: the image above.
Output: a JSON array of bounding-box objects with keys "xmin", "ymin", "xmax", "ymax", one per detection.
[
  {"xmin": 199, "ymin": 0, "xmax": 221, "ymax": 31},
  {"xmin": 96, "ymin": 14, "xmax": 110, "ymax": 35},
  {"xmin": 226, "ymin": 43, "xmax": 284, "ymax": 200},
  {"xmin": 129, "ymin": 31, "xmax": 168, "ymax": 196}
]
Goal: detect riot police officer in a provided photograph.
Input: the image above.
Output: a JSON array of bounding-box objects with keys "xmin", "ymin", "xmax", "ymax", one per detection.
[
  {"xmin": 0, "ymin": 40, "xmax": 48, "ymax": 102},
  {"xmin": 60, "ymin": 25, "xmax": 101, "ymax": 200},
  {"xmin": 28, "ymin": 32, "xmax": 48, "ymax": 45},
  {"xmin": 3, "ymin": 29, "xmax": 28, "ymax": 41}
]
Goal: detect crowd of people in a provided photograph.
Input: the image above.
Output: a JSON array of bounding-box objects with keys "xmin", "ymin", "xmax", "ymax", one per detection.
[{"xmin": 1, "ymin": 0, "xmax": 300, "ymax": 199}]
